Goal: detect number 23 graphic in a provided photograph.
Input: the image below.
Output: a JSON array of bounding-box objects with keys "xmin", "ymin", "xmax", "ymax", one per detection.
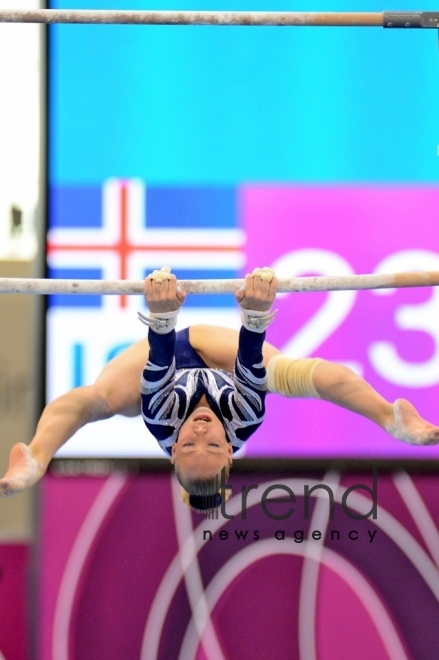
[{"xmin": 271, "ymin": 248, "xmax": 439, "ymax": 388}]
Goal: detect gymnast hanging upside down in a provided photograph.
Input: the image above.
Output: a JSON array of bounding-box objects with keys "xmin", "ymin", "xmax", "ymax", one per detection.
[{"xmin": 1, "ymin": 267, "xmax": 438, "ymax": 510}]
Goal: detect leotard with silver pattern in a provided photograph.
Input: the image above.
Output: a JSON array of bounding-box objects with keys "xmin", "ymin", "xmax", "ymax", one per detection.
[{"xmin": 140, "ymin": 326, "xmax": 267, "ymax": 456}]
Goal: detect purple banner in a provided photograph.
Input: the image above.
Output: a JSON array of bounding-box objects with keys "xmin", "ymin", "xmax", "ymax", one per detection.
[
  {"xmin": 39, "ymin": 470, "xmax": 439, "ymax": 659},
  {"xmin": 241, "ymin": 185, "xmax": 439, "ymax": 458},
  {"xmin": 0, "ymin": 544, "xmax": 29, "ymax": 660}
]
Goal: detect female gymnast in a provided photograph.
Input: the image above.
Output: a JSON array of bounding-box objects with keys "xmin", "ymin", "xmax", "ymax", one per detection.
[{"xmin": 1, "ymin": 267, "xmax": 438, "ymax": 511}]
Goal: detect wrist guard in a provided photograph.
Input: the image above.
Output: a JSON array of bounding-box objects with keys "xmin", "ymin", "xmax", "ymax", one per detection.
[
  {"xmin": 137, "ymin": 309, "xmax": 179, "ymax": 334},
  {"xmin": 241, "ymin": 308, "xmax": 277, "ymax": 333}
]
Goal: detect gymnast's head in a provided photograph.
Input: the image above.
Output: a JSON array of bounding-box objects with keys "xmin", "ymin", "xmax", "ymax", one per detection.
[{"xmin": 171, "ymin": 406, "xmax": 232, "ymax": 511}]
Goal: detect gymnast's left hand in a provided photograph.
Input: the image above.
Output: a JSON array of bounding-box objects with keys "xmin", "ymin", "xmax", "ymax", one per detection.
[
  {"xmin": 144, "ymin": 267, "xmax": 187, "ymax": 313},
  {"xmin": 235, "ymin": 269, "xmax": 278, "ymax": 312}
]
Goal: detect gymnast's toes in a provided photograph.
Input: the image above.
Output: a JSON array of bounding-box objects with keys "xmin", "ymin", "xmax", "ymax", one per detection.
[
  {"xmin": 422, "ymin": 427, "xmax": 439, "ymax": 446},
  {"xmin": 392, "ymin": 398, "xmax": 439, "ymax": 446},
  {"xmin": 0, "ymin": 480, "xmax": 17, "ymax": 498}
]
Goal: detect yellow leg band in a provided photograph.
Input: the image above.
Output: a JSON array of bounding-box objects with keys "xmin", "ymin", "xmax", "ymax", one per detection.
[{"xmin": 267, "ymin": 354, "xmax": 323, "ymax": 399}]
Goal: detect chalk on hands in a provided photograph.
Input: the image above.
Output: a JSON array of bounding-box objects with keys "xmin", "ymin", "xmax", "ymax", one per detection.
[
  {"xmin": 149, "ymin": 266, "xmax": 172, "ymax": 283},
  {"xmin": 251, "ymin": 267, "xmax": 275, "ymax": 282}
]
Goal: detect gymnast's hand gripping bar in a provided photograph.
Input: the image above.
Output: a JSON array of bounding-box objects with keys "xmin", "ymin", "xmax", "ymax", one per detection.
[
  {"xmin": 1, "ymin": 272, "xmax": 439, "ymax": 295},
  {"xmin": 0, "ymin": 9, "xmax": 438, "ymax": 28}
]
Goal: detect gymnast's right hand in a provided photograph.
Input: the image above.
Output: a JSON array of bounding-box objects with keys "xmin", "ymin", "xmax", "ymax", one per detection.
[
  {"xmin": 235, "ymin": 267, "xmax": 278, "ymax": 312},
  {"xmin": 144, "ymin": 266, "xmax": 187, "ymax": 314}
]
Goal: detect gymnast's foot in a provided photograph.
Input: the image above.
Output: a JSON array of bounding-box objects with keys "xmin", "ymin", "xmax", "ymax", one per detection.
[
  {"xmin": 386, "ymin": 399, "xmax": 439, "ymax": 446},
  {"xmin": 0, "ymin": 443, "xmax": 45, "ymax": 497}
]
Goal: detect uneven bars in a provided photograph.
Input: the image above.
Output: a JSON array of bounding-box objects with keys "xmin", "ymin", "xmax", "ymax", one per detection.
[
  {"xmin": 0, "ymin": 9, "xmax": 438, "ymax": 28},
  {"xmin": 1, "ymin": 271, "xmax": 439, "ymax": 295}
]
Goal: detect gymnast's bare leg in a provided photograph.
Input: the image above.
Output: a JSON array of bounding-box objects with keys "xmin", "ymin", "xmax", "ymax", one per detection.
[
  {"xmin": 190, "ymin": 325, "xmax": 439, "ymax": 445},
  {"xmin": 310, "ymin": 361, "xmax": 439, "ymax": 445},
  {"xmin": 0, "ymin": 338, "xmax": 150, "ymax": 497}
]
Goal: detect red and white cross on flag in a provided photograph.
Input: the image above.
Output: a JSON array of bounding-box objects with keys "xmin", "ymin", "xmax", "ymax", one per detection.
[{"xmin": 47, "ymin": 179, "xmax": 245, "ymax": 310}]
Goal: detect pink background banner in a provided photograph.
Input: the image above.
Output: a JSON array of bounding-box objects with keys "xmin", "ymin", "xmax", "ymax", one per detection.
[
  {"xmin": 0, "ymin": 544, "xmax": 29, "ymax": 660},
  {"xmin": 240, "ymin": 185, "xmax": 439, "ymax": 458},
  {"xmin": 38, "ymin": 471, "xmax": 439, "ymax": 659}
]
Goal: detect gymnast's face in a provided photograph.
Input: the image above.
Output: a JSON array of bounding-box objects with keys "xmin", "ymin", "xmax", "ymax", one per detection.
[{"xmin": 171, "ymin": 406, "xmax": 233, "ymax": 479}]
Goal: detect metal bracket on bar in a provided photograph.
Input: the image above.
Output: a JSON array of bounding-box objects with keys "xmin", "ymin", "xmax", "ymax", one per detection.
[{"xmin": 383, "ymin": 11, "xmax": 439, "ymax": 28}]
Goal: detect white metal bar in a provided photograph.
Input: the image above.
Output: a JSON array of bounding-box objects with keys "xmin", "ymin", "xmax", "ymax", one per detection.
[
  {"xmin": 1, "ymin": 271, "xmax": 439, "ymax": 295},
  {"xmin": 0, "ymin": 9, "xmax": 386, "ymax": 27}
]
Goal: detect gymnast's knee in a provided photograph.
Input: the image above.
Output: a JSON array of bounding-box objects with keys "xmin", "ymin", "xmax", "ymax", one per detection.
[{"xmin": 267, "ymin": 354, "xmax": 324, "ymax": 399}]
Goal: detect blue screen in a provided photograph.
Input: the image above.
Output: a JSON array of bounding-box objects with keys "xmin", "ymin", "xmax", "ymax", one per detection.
[{"xmin": 47, "ymin": 0, "xmax": 439, "ymax": 459}]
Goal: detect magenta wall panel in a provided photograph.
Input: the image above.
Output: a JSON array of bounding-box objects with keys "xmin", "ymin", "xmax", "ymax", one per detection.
[
  {"xmin": 0, "ymin": 544, "xmax": 29, "ymax": 660},
  {"xmin": 37, "ymin": 469, "xmax": 439, "ymax": 659},
  {"xmin": 242, "ymin": 185, "xmax": 439, "ymax": 459}
]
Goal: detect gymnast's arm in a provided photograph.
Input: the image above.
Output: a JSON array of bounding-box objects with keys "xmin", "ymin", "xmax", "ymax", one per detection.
[
  {"xmin": 227, "ymin": 270, "xmax": 278, "ymax": 439},
  {"xmin": 138, "ymin": 268, "xmax": 187, "ymax": 441}
]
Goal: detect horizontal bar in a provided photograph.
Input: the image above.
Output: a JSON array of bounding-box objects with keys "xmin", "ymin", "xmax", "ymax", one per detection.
[
  {"xmin": 1, "ymin": 271, "xmax": 439, "ymax": 295},
  {"xmin": 0, "ymin": 9, "xmax": 394, "ymax": 27},
  {"xmin": 1, "ymin": 9, "xmax": 437, "ymax": 29}
]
